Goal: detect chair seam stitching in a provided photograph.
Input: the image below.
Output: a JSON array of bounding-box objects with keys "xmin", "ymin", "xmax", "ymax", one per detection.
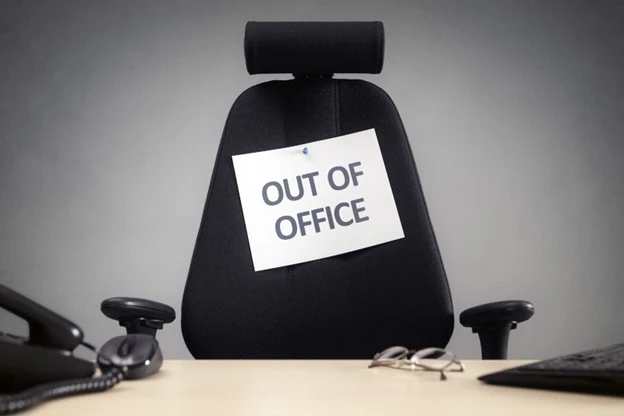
[{"xmin": 334, "ymin": 81, "xmax": 340, "ymax": 136}]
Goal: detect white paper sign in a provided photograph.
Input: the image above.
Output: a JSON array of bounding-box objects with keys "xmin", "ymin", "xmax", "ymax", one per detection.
[{"xmin": 232, "ymin": 128, "xmax": 404, "ymax": 271}]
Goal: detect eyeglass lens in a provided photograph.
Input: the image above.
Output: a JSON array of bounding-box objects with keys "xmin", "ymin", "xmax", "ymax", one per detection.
[{"xmin": 370, "ymin": 346, "xmax": 464, "ymax": 380}]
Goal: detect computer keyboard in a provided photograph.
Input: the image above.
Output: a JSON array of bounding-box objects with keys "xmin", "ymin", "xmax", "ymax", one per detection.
[
  {"xmin": 519, "ymin": 344, "xmax": 624, "ymax": 372},
  {"xmin": 479, "ymin": 343, "xmax": 624, "ymax": 395}
]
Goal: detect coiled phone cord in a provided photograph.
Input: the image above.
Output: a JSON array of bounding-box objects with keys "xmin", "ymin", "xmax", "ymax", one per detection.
[
  {"xmin": 0, "ymin": 368, "xmax": 126, "ymax": 415},
  {"xmin": 0, "ymin": 342, "xmax": 127, "ymax": 415}
]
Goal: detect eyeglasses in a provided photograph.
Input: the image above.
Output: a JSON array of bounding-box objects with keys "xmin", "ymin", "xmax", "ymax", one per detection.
[{"xmin": 368, "ymin": 346, "xmax": 465, "ymax": 380}]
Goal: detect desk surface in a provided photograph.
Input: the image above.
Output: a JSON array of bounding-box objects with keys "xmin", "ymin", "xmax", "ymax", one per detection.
[{"xmin": 27, "ymin": 360, "xmax": 622, "ymax": 415}]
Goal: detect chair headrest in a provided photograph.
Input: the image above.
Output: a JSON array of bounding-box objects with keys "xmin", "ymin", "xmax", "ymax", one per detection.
[{"xmin": 244, "ymin": 21, "xmax": 385, "ymax": 76}]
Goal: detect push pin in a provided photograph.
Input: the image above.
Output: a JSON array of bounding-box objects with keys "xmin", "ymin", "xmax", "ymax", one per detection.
[{"xmin": 302, "ymin": 147, "xmax": 309, "ymax": 155}]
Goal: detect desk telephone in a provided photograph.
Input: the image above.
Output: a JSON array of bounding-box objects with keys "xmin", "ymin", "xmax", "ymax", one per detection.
[{"xmin": 0, "ymin": 283, "xmax": 175, "ymax": 414}]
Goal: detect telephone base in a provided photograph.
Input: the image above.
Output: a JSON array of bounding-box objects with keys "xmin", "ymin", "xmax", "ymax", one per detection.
[{"xmin": 0, "ymin": 335, "xmax": 95, "ymax": 393}]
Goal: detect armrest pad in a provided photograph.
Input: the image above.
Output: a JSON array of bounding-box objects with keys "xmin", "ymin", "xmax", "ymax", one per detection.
[
  {"xmin": 459, "ymin": 300, "xmax": 534, "ymax": 329},
  {"xmin": 101, "ymin": 297, "xmax": 176, "ymax": 323}
]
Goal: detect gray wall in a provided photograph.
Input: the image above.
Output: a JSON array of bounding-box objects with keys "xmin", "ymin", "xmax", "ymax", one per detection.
[{"xmin": 1, "ymin": 0, "xmax": 623, "ymax": 360}]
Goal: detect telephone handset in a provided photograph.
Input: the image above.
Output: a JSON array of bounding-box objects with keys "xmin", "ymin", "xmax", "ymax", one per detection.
[
  {"xmin": 0, "ymin": 283, "xmax": 175, "ymax": 414},
  {"xmin": 0, "ymin": 283, "xmax": 95, "ymax": 391}
]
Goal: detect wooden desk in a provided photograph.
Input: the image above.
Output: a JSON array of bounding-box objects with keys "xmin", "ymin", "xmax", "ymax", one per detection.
[{"xmin": 28, "ymin": 360, "xmax": 622, "ymax": 415}]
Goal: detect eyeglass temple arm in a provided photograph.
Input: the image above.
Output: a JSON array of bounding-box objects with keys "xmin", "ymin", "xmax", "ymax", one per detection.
[{"xmin": 459, "ymin": 300, "xmax": 534, "ymax": 359}]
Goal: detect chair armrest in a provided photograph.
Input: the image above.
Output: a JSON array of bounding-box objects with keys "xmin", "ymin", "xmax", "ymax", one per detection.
[
  {"xmin": 459, "ymin": 300, "xmax": 534, "ymax": 359},
  {"xmin": 101, "ymin": 297, "xmax": 176, "ymax": 337},
  {"xmin": 459, "ymin": 300, "xmax": 534, "ymax": 330}
]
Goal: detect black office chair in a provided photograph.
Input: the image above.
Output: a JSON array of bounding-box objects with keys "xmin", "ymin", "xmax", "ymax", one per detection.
[{"xmin": 102, "ymin": 21, "xmax": 534, "ymax": 360}]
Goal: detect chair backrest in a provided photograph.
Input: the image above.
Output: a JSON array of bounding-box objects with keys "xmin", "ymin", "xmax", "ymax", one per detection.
[{"xmin": 181, "ymin": 21, "xmax": 454, "ymax": 359}]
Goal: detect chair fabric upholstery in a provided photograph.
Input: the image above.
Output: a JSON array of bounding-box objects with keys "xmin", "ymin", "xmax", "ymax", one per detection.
[{"xmin": 181, "ymin": 77, "xmax": 455, "ymax": 359}]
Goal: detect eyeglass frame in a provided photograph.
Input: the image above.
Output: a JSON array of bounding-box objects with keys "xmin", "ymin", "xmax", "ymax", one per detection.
[{"xmin": 368, "ymin": 346, "xmax": 466, "ymax": 380}]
